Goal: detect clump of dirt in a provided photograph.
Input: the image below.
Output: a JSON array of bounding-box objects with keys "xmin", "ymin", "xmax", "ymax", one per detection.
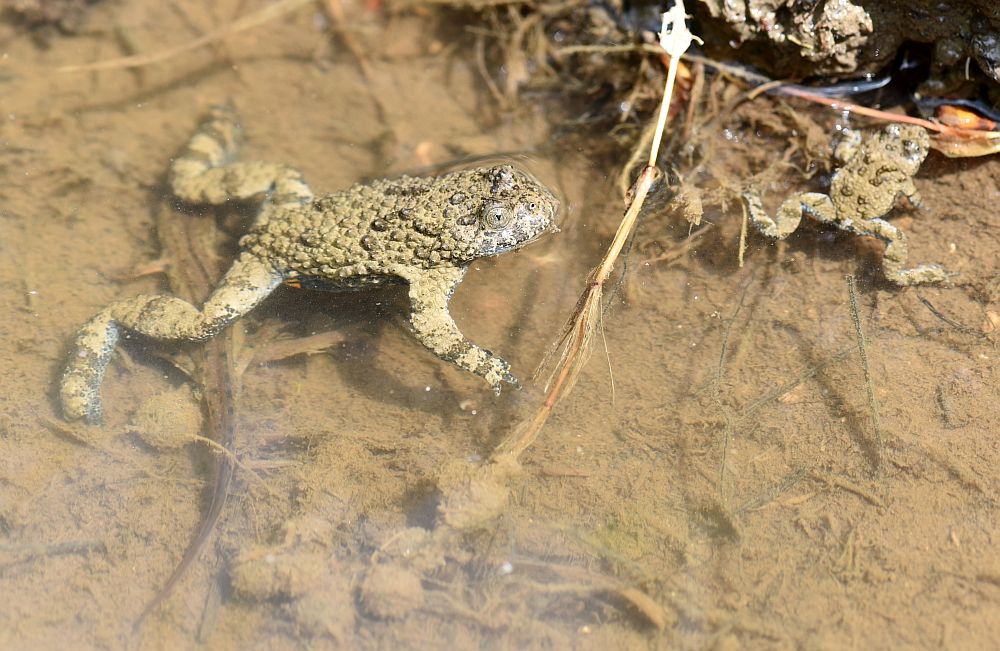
[
  {"xmin": 358, "ymin": 564, "xmax": 426, "ymax": 620},
  {"xmin": 230, "ymin": 517, "xmax": 354, "ymax": 642},
  {"xmin": 434, "ymin": 458, "xmax": 510, "ymax": 530},
  {"xmin": 230, "ymin": 547, "xmax": 329, "ymax": 601},
  {"xmin": 128, "ymin": 386, "xmax": 202, "ymax": 449}
]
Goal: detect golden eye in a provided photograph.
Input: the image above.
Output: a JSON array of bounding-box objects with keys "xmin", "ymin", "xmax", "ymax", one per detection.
[{"xmin": 480, "ymin": 204, "xmax": 512, "ymax": 230}]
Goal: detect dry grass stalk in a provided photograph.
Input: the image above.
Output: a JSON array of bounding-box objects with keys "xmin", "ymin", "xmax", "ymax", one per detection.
[
  {"xmin": 58, "ymin": 0, "xmax": 313, "ymax": 73},
  {"xmin": 491, "ymin": 2, "xmax": 698, "ymax": 463}
]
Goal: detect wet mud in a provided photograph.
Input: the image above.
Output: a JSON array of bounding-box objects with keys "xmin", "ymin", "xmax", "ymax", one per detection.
[{"xmin": 0, "ymin": 1, "xmax": 998, "ymax": 650}]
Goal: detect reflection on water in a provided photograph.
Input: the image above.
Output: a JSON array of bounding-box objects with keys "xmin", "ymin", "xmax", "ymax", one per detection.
[{"xmin": 1, "ymin": 2, "xmax": 998, "ymax": 649}]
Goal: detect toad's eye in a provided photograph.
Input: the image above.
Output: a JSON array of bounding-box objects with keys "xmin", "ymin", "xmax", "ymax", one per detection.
[
  {"xmin": 528, "ymin": 202, "xmax": 537, "ymax": 210},
  {"xmin": 480, "ymin": 203, "xmax": 513, "ymax": 230}
]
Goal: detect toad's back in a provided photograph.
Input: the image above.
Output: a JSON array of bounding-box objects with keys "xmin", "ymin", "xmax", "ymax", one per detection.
[
  {"xmin": 240, "ymin": 167, "xmax": 553, "ymax": 279},
  {"xmin": 240, "ymin": 165, "xmax": 554, "ymax": 279}
]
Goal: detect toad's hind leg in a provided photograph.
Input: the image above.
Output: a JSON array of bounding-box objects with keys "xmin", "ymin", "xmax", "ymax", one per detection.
[
  {"xmin": 60, "ymin": 255, "xmax": 283, "ymax": 423},
  {"xmin": 742, "ymin": 191, "xmax": 818, "ymax": 239},
  {"xmin": 746, "ymin": 191, "xmax": 950, "ymax": 285},
  {"xmin": 169, "ymin": 105, "xmax": 314, "ymax": 219},
  {"xmin": 788, "ymin": 193, "xmax": 949, "ymax": 284},
  {"xmin": 846, "ymin": 219, "xmax": 950, "ymax": 285}
]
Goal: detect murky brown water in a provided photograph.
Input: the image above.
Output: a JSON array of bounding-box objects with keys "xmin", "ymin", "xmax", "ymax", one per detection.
[{"xmin": 1, "ymin": 2, "xmax": 999, "ymax": 649}]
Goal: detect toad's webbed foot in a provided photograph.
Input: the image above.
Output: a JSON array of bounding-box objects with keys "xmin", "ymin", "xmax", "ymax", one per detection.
[
  {"xmin": 60, "ymin": 255, "xmax": 282, "ymax": 422},
  {"xmin": 397, "ymin": 266, "xmax": 519, "ymax": 394}
]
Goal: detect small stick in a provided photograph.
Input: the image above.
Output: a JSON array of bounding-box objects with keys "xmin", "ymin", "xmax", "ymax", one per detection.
[
  {"xmin": 737, "ymin": 199, "xmax": 749, "ymax": 268},
  {"xmin": 321, "ymin": 0, "xmax": 390, "ymax": 123},
  {"xmin": 846, "ymin": 275, "xmax": 882, "ymax": 468},
  {"xmin": 0, "ymin": 540, "xmax": 106, "ymax": 563},
  {"xmin": 133, "ymin": 202, "xmax": 244, "ymax": 630},
  {"xmin": 188, "ymin": 435, "xmax": 276, "ymax": 496},
  {"xmin": 811, "ymin": 470, "xmax": 884, "ymax": 507},
  {"xmin": 58, "ymin": 0, "xmax": 313, "ymax": 73},
  {"xmin": 739, "ymin": 345, "xmax": 854, "ymax": 419},
  {"xmin": 716, "ymin": 279, "xmax": 753, "ymax": 491},
  {"xmin": 916, "ymin": 294, "xmax": 982, "ymax": 336}
]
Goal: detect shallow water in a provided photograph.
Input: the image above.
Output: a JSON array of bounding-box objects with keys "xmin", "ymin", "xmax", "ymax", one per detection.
[{"xmin": 1, "ymin": 2, "xmax": 998, "ymax": 649}]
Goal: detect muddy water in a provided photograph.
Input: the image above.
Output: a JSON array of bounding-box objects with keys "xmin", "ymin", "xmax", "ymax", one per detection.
[{"xmin": 1, "ymin": 2, "xmax": 999, "ymax": 650}]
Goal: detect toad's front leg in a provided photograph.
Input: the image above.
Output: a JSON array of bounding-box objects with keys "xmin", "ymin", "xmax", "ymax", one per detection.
[
  {"xmin": 60, "ymin": 254, "xmax": 283, "ymax": 423},
  {"xmin": 398, "ymin": 266, "xmax": 519, "ymax": 393}
]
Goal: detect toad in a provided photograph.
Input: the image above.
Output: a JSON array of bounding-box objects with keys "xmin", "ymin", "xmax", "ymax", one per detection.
[
  {"xmin": 742, "ymin": 123, "xmax": 949, "ymax": 285},
  {"xmin": 59, "ymin": 106, "xmax": 559, "ymax": 422}
]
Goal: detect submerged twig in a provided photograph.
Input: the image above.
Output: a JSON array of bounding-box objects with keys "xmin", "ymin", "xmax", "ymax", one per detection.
[
  {"xmin": 716, "ymin": 278, "xmax": 753, "ymax": 492},
  {"xmin": 845, "ymin": 275, "xmax": 882, "ymax": 469},
  {"xmin": 811, "ymin": 469, "xmax": 884, "ymax": 507},
  {"xmin": 58, "ymin": 0, "xmax": 313, "ymax": 73},
  {"xmin": 738, "ymin": 344, "xmax": 854, "ymax": 420},
  {"xmin": 915, "ymin": 294, "xmax": 983, "ymax": 337},
  {"xmin": 321, "ymin": 0, "xmax": 391, "ymax": 123},
  {"xmin": 737, "ymin": 198, "xmax": 749, "ymax": 268},
  {"xmin": 0, "ymin": 540, "xmax": 106, "ymax": 565},
  {"xmin": 235, "ymin": 329, "xmax": 346, "ymax": 377},
  {"xmin": 189, "ymin": 434, "xmax": 275, "ymax": 495},
  {"xmin": 643, "ymin": 223, "xmax": 709, "ymax": 265}
]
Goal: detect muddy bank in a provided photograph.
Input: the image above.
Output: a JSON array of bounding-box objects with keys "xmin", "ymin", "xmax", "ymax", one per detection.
[{"xmin": 695, "ymin": 0, "xmax": 1000, "ymax": 84}]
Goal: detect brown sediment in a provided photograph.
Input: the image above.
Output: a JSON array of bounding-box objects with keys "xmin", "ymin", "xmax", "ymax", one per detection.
[{"xmin": 2, "ymin": 1, "xmax": 999, "ymax": 649}]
